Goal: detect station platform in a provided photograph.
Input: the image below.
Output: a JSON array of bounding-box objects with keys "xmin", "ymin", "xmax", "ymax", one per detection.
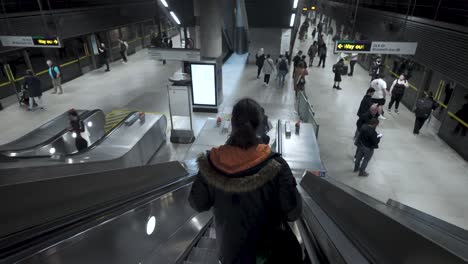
[
  {"xmin": 294, "ymin": 19, "xmax": 468, "ymax": 230},
  {"xmin": 0, "ymin": 28, "xmax": 467, "ymax": 230}
]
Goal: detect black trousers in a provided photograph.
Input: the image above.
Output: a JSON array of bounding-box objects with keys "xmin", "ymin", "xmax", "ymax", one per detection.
[
  {"xmin": 264, "ymin": 74, "xmax": 271, "ymax": 84},
  {"xmin": 257, "ymin": 65, "xmax": 263, "ymax": 78},
  {"xmin": 102, "ymin": 57, "xmax": 110, "ymax": 70},
  {"xmin": 354, "ymin": 145, "xmax": 374, "ymax": 173},
  {"xmin": 317, "ymin": 56, "xmax": 326, "ymax": 68},
  {"xmin": 388, "ymin": 93, "xmax": 404, "ymax": 110},
  {"xmin": 349, "ymin": 60, "xmax": 357, "ymax": 75},
  {"xmin": 413, "ymin": 117, "xmax": 427, "ymax": 134},
  {"xmin": 120, "ymin": 50, "xmax": 127, "ymax": 62}
]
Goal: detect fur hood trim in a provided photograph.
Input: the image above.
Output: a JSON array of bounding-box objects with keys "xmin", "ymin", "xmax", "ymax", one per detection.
[{"xmin": 197, "ymin": 154, "xmax": 282, "ymax": 193}]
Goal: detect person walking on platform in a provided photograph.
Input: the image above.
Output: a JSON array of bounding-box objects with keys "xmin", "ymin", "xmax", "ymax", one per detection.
[
  {"xmin": 357, "ymin": 88, "xmax": 376, "ymax": 117},
  {"xmin": 68, "ymin": 109, "xmax": 88, "ymax": 151},
  {"xmin": 388, "ymin": 74, "xmax": 409, "ymax": 114},
  {"xmin": 119, "ymin": 39, "xmax": 129, "ymax": 63},
  {"xmin": 307, "ymin": 41, "xmax": 318, "ymax": 67},
  {"xmin": 98, "ymin": 43, "xmax": 110, "ymax": 72},
  {"xmin": 312, "ymin": 27, "xmax": 317, "ymax": 40},
  {"xmin": 348, "ymin": 53, "xmax": 358, "ymax": 76},
  {"xmin": 370, "ymin": 74, "xmax": 388, "ymax": 119},
  {"xmin": 285, "ymin": 51, "xmax": 291, "ymax": 64},
  {"xmin": 277, "ymin": 55, "xmax": 289, "ymax": 87},
  {"xmin": 453, "ymin": 94, "xmax": 468, "ymax": 137},
  {"xmin": 354, "ymin": 118, "xmax": 382, "ymax": 177},
  {"xmin": 47, "ymin": 60, "xmax": 63, "ymax": 94},
  {"xmin": 317, "ymin": 43, "xmax": 327, "ymax": 68},
  {"xmin": 292, "ymin": 50, "xmax": 303, "ymax": 79},
  {"xmin": 413, "ymin": 92, "xmax": 438, "ymax": 135},
  {"xmin": 255, "ymin": 48, "xmax": 265, "ymax": 79},
  {"xmin": 332, "ymin": 59, "xmax": 345, "ymax": 90},
  {"xmin": 262, "ymin": 54, "xmax": 275, "ymax": 86},
  {"xmin": 188, "ymin": 98, "xmax": 303, "ymax": 264},
  {"xmin": 23, "ymin": 70, "xmax": 44, "ymax": 111}
]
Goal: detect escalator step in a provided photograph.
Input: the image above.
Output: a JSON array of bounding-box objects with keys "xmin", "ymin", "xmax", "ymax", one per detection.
[
  {"xmin": 197, "ymin": 236, "xmax": 217, "ymax": 250},
  {"xmin": 187, "ymin": 247, "xmax": 218, "ymax": 264}
]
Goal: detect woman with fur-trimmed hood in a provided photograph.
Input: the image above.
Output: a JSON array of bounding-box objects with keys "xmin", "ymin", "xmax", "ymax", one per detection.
[{"xmin": 189, "ymin": 98, "xmax": 302, "ymax": 264}]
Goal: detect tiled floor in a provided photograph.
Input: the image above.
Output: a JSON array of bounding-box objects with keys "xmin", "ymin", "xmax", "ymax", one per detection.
[{"xmin": 1, "ymin": 27, "xmax": 467, "ymax": 230}]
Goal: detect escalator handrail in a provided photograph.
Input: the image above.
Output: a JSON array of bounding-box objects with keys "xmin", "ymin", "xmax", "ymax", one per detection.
[
  {"xmin": 0, "ymin": 171, "xmax": 195, "ymax": 261},
  {"xmin": 0, "ymin": 110, "xmax": 97, "ymax": 153}
]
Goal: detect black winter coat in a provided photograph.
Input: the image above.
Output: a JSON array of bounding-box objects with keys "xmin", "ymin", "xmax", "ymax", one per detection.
[
  {"xmin": 189, "ymin": 153, "xmax": 302, "ymax": 264},
  {"xmin": 23, "ymin": 76, "xmax": 42, "ymax": 97},
  {"xmin": 357, "ymin": 95, "xmax": 373, "ymax": 117},
  {"xmin": 356, "ymin": 111, "xmax": 379, "ymax": 130},
  {"xmin": 357, "ymin": 124, "xmax": 380, "ymax": 149}
]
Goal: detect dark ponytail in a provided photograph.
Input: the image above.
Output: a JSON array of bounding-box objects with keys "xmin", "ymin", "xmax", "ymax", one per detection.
[{"xmin": 228, "ymin": 98, "xmax": 262, "ymax": 149}]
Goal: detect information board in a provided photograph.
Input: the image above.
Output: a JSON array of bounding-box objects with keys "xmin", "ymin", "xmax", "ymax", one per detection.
[
  {"xmin": 0, "ymin": 35, "xmax": 61, "ymax": 48},
  {"xmin": 334, "ymin": 40, "xmax": 417, "ymax": 55},
  {"xmin": 148, "ymin": 48, "xmax": 201, "ymax": 61},
  {"xmin": 190, "ymin": 63, "xmax": 217, "ymax": 106}
]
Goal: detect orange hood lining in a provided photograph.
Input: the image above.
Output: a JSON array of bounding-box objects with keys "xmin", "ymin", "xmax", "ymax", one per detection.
[{"xmin": 209, "ymin": 144, "xmax": 272, "ymax": 174}]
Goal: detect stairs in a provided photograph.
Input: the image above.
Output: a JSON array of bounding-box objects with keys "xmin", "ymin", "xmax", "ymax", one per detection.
[{"xmin": 184, "ymin": 225, "xmax": 218, "ymax": 264}]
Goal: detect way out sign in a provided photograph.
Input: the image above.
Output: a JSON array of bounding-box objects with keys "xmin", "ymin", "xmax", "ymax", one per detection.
[
  {"xmin": 0, "ymin": 35, "xmax": 61, "ymax": 48},
  {"xmin": 335, "ymin": 40, "xmax": 417, "ymax": 55}
]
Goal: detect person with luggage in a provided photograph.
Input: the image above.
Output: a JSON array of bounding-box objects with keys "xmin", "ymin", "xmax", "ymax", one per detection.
[
  {"xmin": 317, "ymin": 43, "xmax": 327, "ymax": 68},
  {"xmin": 307, "ymin": 41, "xmax": 318, "ymax": 67},
  {"xmin": 354, "ymin": 118, "xmax": 382, "ymax": 177},
  {"xmin": 370, "ymin": 74, "xmax": 388, "ymax": 119},
  {"xmin": 388, "ymin": 74, "xmax": 409, "ymax": 114},
  {"xmin": 277, "ymin": 55, "xmax": 289, "ymax": 87},
  {"xmin": 413, "ymin": 92, "xmax": 438, "ymax": 135},
  {"xmin": 188, "ymin": 98, "xmax": 302, "ymax": 264},
  {"xmin": 348, "ymin": 53, "xmax": 358, "ymax": 76},
  {"xmin": 98, "ymin": 43, "xmax": 110, "ymax": 72},
  {"xmin": 255, "ymin": 48, "xmax": 266, "ymax": 79},
  {"xmin": 332, "ymin": 59, "xmax": 345, "ymax": 90},
  {"xmin": 262, "ymin": 54, "xmax": 275, "ymax": 86},
  {"xmin": 47, "ymin": 60, "xmax": 63, "ymax": 94},
  {"xmin": 119, "ymin": 39, "xmax": 129, "ymax": 63},
  {"xmin": 68, "ymin": 109, "xmax": 88, "ymax": 151},
  {"xmin": 23, "ymin": 70, "xmax": 44, "ymax": 111}
]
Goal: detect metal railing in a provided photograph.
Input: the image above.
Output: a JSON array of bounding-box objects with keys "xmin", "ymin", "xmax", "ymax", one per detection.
[{"xmin": 297, "ymin": 91, "xmax": 320, "ymax": 137}]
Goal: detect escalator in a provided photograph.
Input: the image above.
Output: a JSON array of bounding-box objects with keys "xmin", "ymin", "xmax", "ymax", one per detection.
[
  {"xmin": 0, "ymin": 112, "xmax": 168, "ymax": 185},
  {"xmin": 183, "ymin": 222, "xmax": 218, "ymax": 264},
  {"xmin": 0, "ymin": 110, "xmax": 90, "ymax": 153},
  {"xmin": 0, "ymin": 109, "xmax": 105, "ymax": 158}
]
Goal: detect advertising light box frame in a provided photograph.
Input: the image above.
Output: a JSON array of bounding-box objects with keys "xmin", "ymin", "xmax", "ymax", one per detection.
[{"xmin": 190, "ymin": 63, "xmax": 218, "ymax": 107}]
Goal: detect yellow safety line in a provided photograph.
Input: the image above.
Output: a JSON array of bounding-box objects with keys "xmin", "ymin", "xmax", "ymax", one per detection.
[{"xmin": 0, "ymin": 81, "xmax": 11, "ymax": 87}]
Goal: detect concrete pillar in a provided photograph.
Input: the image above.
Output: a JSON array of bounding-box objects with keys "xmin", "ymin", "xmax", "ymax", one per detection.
[
  {"xmin": 234, "ymin": 0, "xmax": 249, "ymax": 54},
  {"xmin": 195, "ymin": 0, "xmax": 222, "ymax": 58}
]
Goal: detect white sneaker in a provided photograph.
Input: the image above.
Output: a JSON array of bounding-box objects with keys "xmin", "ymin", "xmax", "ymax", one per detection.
[
  {"xmin": 379, "ymin": 115, "xmax": 387, "ymax": 120},
  {"xmin": 395, "ymin": 109, "xmax": 399, "ymax": 114}
]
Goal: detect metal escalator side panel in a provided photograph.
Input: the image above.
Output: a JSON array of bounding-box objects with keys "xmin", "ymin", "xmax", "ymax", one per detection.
[{"xmin": 300, "ymin": 173, "xmax": 468, "ymax": 263}]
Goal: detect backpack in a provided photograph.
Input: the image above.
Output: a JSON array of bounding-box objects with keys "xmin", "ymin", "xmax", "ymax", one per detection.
[
  {"xmin": 415, "ymin": 98, "xmax": 433, "ymax": 118},
  {"xmin": 296, "ymin": 76, "xmax": 306, "ymax": 91},
  {"xmin": 279, "ymin": 60, "xmax": 288, "ymax": 71}
]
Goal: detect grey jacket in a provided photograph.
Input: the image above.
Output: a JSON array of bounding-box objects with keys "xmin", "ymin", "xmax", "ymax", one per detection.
[{"xmin": 262, "ymin": 58, "xmax": 275, "ymax": 74}]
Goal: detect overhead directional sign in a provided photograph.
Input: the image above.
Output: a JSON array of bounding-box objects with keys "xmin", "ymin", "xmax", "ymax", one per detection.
[
  {"xmin": 335, "ymin": 40, "xmax": 418, "ymax": 55},
  {"xmin": 335, "ymin": 40, "xmax": 372, "ymax": 53},
  {"xmin": 0, "ymin": 35, "xmax": 61, "ymax": 48},
  {"xmin": 148, "ymin": 48, "xmax": 201, "ymax": 61}
]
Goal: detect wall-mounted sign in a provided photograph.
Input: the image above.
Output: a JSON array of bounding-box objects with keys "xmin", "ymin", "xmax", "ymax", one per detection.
[
  {"xmin": 335, "ymin": 40, "xmax": 417, "ymax": 55},
  {"xmin": 335, "ymin": 40, "xmax": 372, "ymax": 53},
  {"xmin": 148, "ymin": 48, "xmax": 201, "ymax": 61},
  {"xmin": 0, "ymin": 35, "xmax": 61, "ymax": 48}
]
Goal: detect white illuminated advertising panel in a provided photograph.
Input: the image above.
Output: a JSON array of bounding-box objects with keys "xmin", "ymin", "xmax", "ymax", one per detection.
[{"xmin": 190, "ymin": 64, "xmax": 216, "ymax": 106}]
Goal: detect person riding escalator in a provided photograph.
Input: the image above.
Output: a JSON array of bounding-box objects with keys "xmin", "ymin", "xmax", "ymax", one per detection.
[
  {"xmin": 189, "ymin": 98, "xmax": 303, "ymax": 264},
  {"xmin": 68, "ymin": 109, "xmax": 88, "ymax": 152}
]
